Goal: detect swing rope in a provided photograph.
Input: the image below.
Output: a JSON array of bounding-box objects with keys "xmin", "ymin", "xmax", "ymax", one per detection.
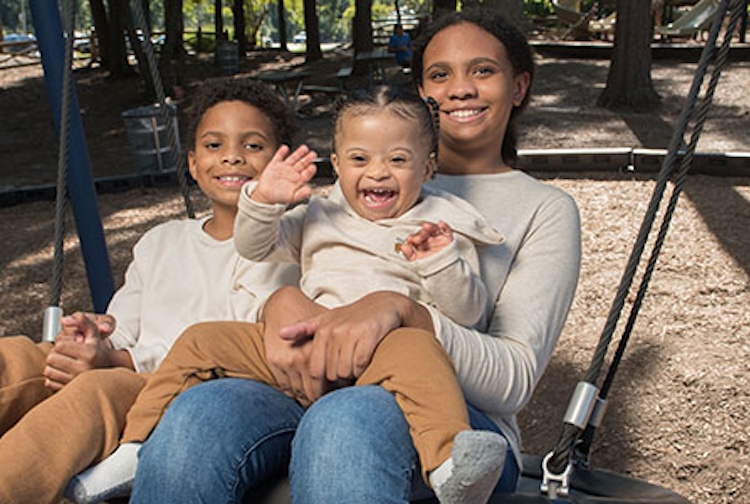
[
  {"xmin": 542, "ymin": 0, "xmax": 745, "ymax": 495},
  {"xmin": 42, "ymin": 0, "xmax": 77, "ymax": 342},
  {"xmin": 129, "ymin": 0, "xmax": 195, "ymax": 219},
  {"xmin": 43, "ymin": 0, "xmax": 195, "ymax": 342}
]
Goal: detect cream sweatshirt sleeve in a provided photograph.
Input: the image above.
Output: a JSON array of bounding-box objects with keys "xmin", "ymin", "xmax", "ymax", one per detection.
[
  {"xmin": 234, "ymin": 181, "xmax": 306, "ymax": 263},
  {"xmin": 428, "ymin": 173, "xmax": 582, "ymax": 418}
]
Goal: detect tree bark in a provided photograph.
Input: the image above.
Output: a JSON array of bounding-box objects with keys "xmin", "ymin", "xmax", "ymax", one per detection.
[
  {"xmin": 215, "ymin": 0, "xmax": 224, "ymax": 41},
  {"xmin": 232, "ymin": 0, "xmax": 247, "ymax": 55},
  {"xmin": 89, "ymin": 0, "xmax": 109, "ymax": 68},
  {"xmin": 303, "ymin": 0, "xmax": 323, "ymax": 62},
  {"xmin": 160, "ymin": 0, "xmax": 185, "ymax": 93},
  {"xmin": 124, "ymin": 0, "xmax": 156, "ymax": 98},
  {"xmin": 353, "ymin": 0, "xmax": 373, "ymax": 56},
  {"xmin": 105, "ymin": 0, "xmax": 131, "ymax": 78},
  {"xmin": 277, "ymin": 0, "xmax": 287, "ymax": 51},
  {"xmin": 597, "ymin": 0, "xmax": 660, "ymax": 111}
]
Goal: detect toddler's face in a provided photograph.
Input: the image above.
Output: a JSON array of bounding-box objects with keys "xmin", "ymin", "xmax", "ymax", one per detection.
[
  {"xmin": 189, "ymin": 101, "xmax": 277, "ymax": 212},
  {"xmin": 332, "ymin": 110, "xmax": 434, "ymax": 221}
]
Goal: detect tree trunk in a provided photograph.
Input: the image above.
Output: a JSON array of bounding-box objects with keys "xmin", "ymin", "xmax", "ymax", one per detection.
[
  {"xmin": 597, "ymin": 0, "xmax": 660, "ymax": 111},
  {"xmin": 232, "ymin": 0, "xmax": 247, "ymax": 55},
  {"xmin": 215, "ymin": 0, "xmax": 224, "ymax": 41},
  {"xmin": 303, "ymin": 0, "xmax": 322, "ymax": 62},
  {"xmin": 277, "ymin": 0, "xmax": 288, "ymax": 51},
  {"xmin": 160, "ymin": 0, "xmax": 185, "ymax": 93},
  {"xmin": 353, "ymin": 0, "xmax": 373, "ymax": 56},
  {"xmin": 105, "ymin": 0, "xmax": 131, "ymax": 78},
  {"xmin": 124, "ymin": 0, "xmax": 156, "ymax": 98},
  {"xmin": 89, "ymin": 0, "xmax": 109, "ymax": 68}
]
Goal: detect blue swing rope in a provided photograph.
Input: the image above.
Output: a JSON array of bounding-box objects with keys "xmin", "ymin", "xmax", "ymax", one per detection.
[{"xmin": 542, "ymin": 0, "xmax": 746, "ymax": 496}]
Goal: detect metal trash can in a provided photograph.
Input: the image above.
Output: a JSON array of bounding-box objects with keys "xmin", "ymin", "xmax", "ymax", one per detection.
[
  {"xmin": 216, "ymin": 40, "xmax": 239, "ymax": 75},
  {"xmin": 121, "ymin": 104, "xmax": 180, "ymax": 175}
]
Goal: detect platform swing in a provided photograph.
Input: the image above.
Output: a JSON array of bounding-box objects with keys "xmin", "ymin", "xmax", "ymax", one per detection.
[
  {"xmin": 35, "ymin": 0, "xmax": 743, "ymax": 501},
  {"xmin": 34, "ymin": 0, "xmax": 195, "ymax": 344}
]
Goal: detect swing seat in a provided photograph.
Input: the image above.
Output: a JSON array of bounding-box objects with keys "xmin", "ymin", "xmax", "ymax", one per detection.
[{"xmin": 249, "ymin": 453, "xmax": 690, "ymax": 504}]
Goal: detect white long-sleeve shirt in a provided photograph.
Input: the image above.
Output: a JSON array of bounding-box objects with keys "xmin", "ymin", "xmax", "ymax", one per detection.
[
  {"xmin": 106, "ymin": 217, "xmax": 300, "ymax": 373},
  {"xmin": 425, "ymin": 170, "xmax": 581, "ymax": 465}
]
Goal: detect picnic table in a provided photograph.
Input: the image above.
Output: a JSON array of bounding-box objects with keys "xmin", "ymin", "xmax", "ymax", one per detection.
[
  {"xmin": 258, "ymin": 70, "xmax": 312, "ymax": 111},
  {"xmin": 355, "ymin": 49, "xmax": 395, "ymax": 87}
]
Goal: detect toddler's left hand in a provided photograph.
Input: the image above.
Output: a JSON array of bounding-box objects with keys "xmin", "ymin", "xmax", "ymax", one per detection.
[{"xmin": 399, "ymin": 220, "xmax": 453, "ymax": 261}]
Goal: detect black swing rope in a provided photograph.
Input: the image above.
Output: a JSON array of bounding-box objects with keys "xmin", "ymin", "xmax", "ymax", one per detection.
[
  {"xmin": 42, "ymin": 0, "xmax": 77, "ymax": 342},
  {"xmin": 129, "ymin": 0, "xmax": 195, "ymax": 219},
  {"xmin": 541, "ymin": 0, "xmax": 746, "ymax": 497},
  {"xmin": 43, "ymin": 0, "xmax": 196, "ymax": 342}
]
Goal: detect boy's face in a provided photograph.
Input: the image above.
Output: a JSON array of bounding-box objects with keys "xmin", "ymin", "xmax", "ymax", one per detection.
[
  {"xmin": 189, "ymin": 100, "xmax": 277, "ymax": 214},
  {"xmin": 331, "ymin": 110, "xmax": 434, "ymax": 221}
]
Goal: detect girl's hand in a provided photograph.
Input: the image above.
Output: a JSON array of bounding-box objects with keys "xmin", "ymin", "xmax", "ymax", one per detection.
[
  {"xmin": 251, "ymin": 144, "xmax": 318, "ymax": 205},
  {"xmin": 400, "ymin": 220, "xmax": 454, "ymax": 261},
  {"xmin": 279, "ymin": 292, "xmax": 434, "ymax": 385}
]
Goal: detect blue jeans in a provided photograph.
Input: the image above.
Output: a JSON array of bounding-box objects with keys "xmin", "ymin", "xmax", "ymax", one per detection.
[{"xmin": 131, "ymin": 380, "xmax": 519, "ymax": 503}]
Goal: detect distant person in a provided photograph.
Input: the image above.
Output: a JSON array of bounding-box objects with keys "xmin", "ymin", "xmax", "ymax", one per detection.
[{"xmin": 388, "ymin": 23, "xmax": 412, "ymax": 67}]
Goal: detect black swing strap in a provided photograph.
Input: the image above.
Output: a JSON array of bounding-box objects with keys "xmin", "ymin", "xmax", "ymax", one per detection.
[
  {"xmin": 540, "ymin": 0, "xmax": 745, "ymax": 497},
  {"xmin": 129, "ymin": 0, "xmax": 195, "ymax": 219}
]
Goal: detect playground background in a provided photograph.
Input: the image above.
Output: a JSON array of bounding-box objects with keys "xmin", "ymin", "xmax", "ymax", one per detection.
[{"xmin": 1, "ymin": 46, "xmax": 749, "ymax": 502}]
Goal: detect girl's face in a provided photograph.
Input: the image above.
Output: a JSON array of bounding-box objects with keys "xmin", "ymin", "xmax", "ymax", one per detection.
[
  {"xmin": 331, "ymin": 109, "xmax": 435, "ymax": 221},
  {"xmin": 189, "ymin": 101, "xmax": 277, "ymax": 213},
  {"xmin": 418, "ymin": 23, "xmax": 530, "ymax": 169}
]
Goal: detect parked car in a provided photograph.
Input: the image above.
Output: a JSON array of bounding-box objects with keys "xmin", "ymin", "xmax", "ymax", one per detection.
[
  {"xmin": 2, "ymin": 33, "xmax": 37, "ymax": 54},
  {"xmin": 292, "ymin": 32, "xmax": 306, "ymax": 43}
]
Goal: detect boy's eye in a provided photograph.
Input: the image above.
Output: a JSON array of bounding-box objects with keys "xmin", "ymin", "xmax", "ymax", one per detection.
[
  {"xmin": 428, "ymin": 70, "xmax": 448, "ymax": 81},
  {"xmin": 350, "ymin": 154, "xmax": 367, "ymax": 163},
  {"xmin": 205, "ymin": 141, "xmax": 221, "ymax": 150},
  {"xmin": 244, "ymin": 142, "xmax": 263, "ymax": 151},
  {"xmin": 474, "ymin": 66, "xmax": 496, "ymax": 77},
  {"xmin": 390, "ymin": 156, "xmax": 407, "ymax": 165}
]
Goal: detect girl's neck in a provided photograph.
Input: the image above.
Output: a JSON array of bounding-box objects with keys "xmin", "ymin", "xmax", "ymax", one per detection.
[
  {"xmin": 437, "ymin": 149, "xmax": 513, "ymax": 176},
  {"xmin": 203, "ymin": 207, "xmax": 236, "ymax": 241}
]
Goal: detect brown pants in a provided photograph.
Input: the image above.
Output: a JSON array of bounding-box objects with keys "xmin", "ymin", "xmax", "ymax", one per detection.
[
  {"xmin": 122, "ymin": 321, "xmax": 470, "ymax": 477},
  {"xmin": 0, "ymin": 336, "xmax": 145, "ymax": 503}
]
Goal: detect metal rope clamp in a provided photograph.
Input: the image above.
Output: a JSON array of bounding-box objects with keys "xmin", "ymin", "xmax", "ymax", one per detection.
[
  {"xmin": 541, "ymin": 451, "xmax": 572, "ymax": 498},
  {"xmin": 540, "ymin": 381, "xmax": 600, "ymax": 498}
]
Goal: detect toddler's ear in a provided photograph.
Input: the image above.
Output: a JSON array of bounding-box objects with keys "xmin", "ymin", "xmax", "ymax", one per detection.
[{"xmin": 330, "ymin": 153, "xmax": 341, "ymax": 178}]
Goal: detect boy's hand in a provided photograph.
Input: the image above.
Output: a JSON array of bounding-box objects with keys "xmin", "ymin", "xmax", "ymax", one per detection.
[
  {"xmin": 399, "ymin": 220, "xmax": 454, "ymax": 261},
  {"xmin": 43, "ymin": 312, "xmax": 124, "ymax": 390},
  {"xmin": 251, "ymin": 144, "xmax": 318, "ymax": 205}
]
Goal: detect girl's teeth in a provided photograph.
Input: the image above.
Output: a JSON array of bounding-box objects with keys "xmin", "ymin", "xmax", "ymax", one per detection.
[{"xmin": 451, "ymin": 109, "xmax": 479, "ymax": 118}]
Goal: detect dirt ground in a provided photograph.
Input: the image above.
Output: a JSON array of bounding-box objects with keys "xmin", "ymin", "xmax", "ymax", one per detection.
[{"xmin": 1, "ymin": 44, "xmax": 749, "ymax": 502}]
